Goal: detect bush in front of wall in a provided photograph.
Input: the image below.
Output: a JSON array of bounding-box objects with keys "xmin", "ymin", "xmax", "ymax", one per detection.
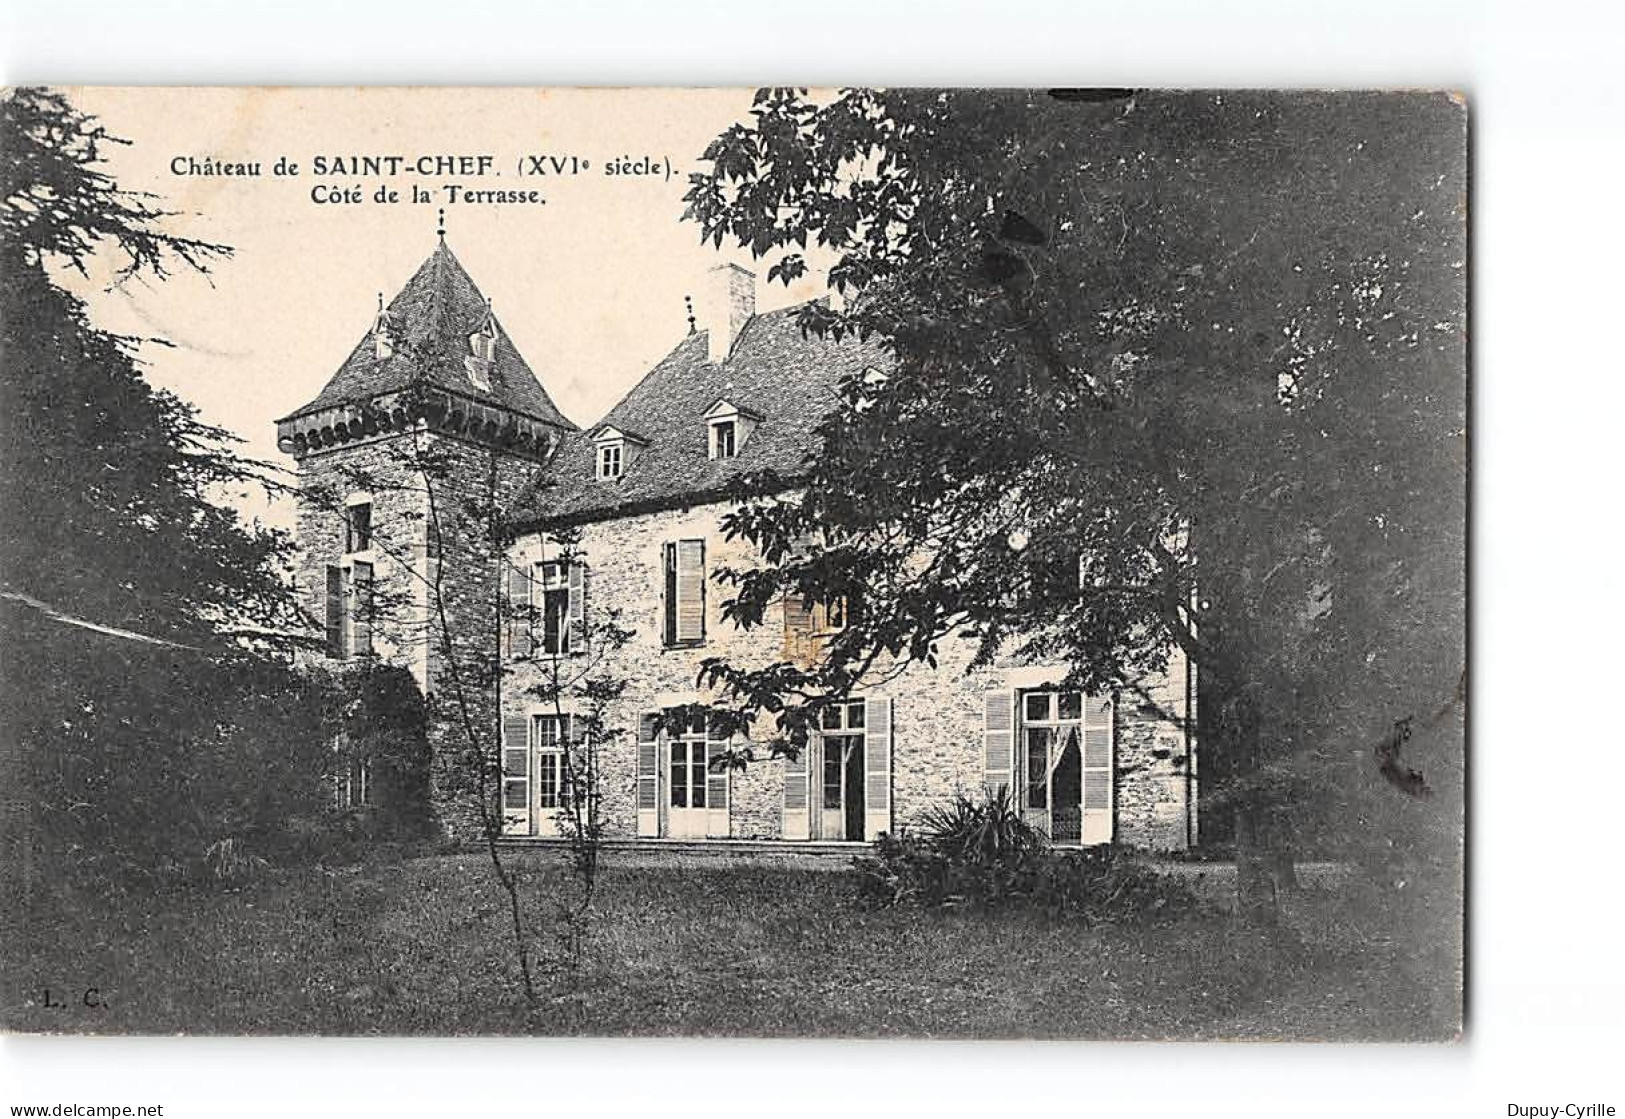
[{"xmin": 852, "ymin": 792, "xmax": 1197, "ymax": 926}]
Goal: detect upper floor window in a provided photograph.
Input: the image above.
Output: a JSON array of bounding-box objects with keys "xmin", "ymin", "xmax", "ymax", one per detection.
[
  {"xmin": 345, "ymin": 501, "xmax": 372, "ymax": 553},
  {"xmin": 506, "ymin": 551, "xmax": 586, "ymax": 659},
  {"xmin": 536, "ymin": 561, "xmax": 571, "ymax": 655},
  {"xmin": 324, "ymin": 561, "xmax": 374, "ymax": 659},
  {"xmin": 598, "ymin": 443, "xmax": 623, "ymax": 480},
  {"xmin": 710, "ymin": 419, "xmax": 737, "ymax": 460},
  {"xmin": 662, "ymin": 539, "xmax": 706, "ymax": 646}
]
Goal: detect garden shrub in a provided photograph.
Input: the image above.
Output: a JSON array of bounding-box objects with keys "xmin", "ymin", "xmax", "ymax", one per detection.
[{"xmin": 853, "ymin": 792, "xmax": 1198, "ymax": 926}]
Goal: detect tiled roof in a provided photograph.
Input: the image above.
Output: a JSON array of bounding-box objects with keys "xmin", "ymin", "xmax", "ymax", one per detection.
[
  {"xmin": 512, "ymin": 302, "xmax": 889, "ymax": 527},
  {"xmin": 279, "ymin": 239, "xmax": 575, "ymax": 430}
]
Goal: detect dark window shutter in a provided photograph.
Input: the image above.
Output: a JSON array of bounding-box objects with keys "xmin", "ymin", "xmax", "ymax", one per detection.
[
  {"xmin": 662, "ymin": 543, "xmax": 677, "ymax": 644},
  {"xmin": 351, "ymin": 561, "xmax": 373, "ymax": 656},
  {"xmin": 325, "ymin": 565, "xmax": 344, "ymax": 658},
  {"xmin": 782, "ymin": 593, "xmax": 815, "ymax": 664}
]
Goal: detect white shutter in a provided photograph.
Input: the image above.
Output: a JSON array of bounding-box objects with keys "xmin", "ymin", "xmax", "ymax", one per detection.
[
  {"xmin": 675, "ymin": 539, "xmax": 705, "ymax": 643},
  {"xmin": 566, "ymin": 561, "xmax": 586, "ymax": 653},
  {"xmin": 863, "ymin": 695, "xmax": 893, "ymax": 840},
  {"xmin": 1082, "ymin": 695, "xmax": 1114, "ymax": 845},
  {"xmin": 983, "ymin": 691, "xmax": 1015, "ymax": 802},
  {"xmin": 636, "ymin": 713, "xmax": 660, "ymax": 837},
  {"xmin": 501, "ymin": 713, "xmax": 530, "ymax": 836},
  {"xmin": 706, "ymin": 724, "xmax": 731, "ymax": 838},
  {"xmin": 783, "ymin": 739, "xmax": 810, "ymax": 840}
]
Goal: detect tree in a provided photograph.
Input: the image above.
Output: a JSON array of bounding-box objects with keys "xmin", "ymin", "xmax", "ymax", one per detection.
[
  {"xmin": 0, "ymin": 88, "xmax": 326, "ymax": 883},
  {"xmin": 683, "ymin": 89, "xmax": 1465, "ymax": 922},
  {"xmin": 1, "ymin": 88, "xmax": 300, "ymax": 646}
]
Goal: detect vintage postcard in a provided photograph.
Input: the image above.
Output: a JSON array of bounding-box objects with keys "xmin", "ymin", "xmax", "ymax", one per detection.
[{"xmin": 0, "ymin": 86, "xmax": 1466, "ymax": 1039}]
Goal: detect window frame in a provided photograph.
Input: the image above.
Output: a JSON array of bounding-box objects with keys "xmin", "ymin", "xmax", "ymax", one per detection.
[
  {"xmin": 597, "ymin": 442, "xmax": 623, "ymax": 480},
  {"xmin": 533, "ymin": 560, "xmax": 571, "ymax": 656},
  {"xmin": 710, "ymin": 419, "xmax": 738, "ymax": 460},
  {"xmin": 1018, "ymin": 689, "xmax": 1084, "ymax": 813},
  {"xmin": 532, "ymin": 713, "xmax": 573, "ymax": 812},
  {"xmin": 817, "ymin": 698, "xmax": 866, "ymax": 812},
  {"xmin": 345, "ymin": 501, "xmax": 372, "ymax": 554},
  {"xmin": 667, "ymin": 715, "xmax": 709, "ymax": 810},
  {"xmin": 662, "ymin": 539, "xmax": 707, "ymax": 647}
]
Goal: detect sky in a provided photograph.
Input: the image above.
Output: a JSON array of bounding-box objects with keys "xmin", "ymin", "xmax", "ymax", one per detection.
[{"xmin": 57, "ymin": 87, "xmax": 834, "ymax": 530}]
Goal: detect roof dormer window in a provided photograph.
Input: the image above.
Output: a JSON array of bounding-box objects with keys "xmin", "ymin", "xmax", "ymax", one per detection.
[
  {"xmin": 591, "ymin": 425, "xmax": 647, "ymax": 482},
  {"xmin": 704, "ymin": 398, "xmax": 761, "ymax": 460}
]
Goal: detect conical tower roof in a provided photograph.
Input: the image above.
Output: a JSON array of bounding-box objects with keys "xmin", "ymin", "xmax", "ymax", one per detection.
[{"xmin": 278, "ymin": 237, "xmax": 574, "ymax": 430}]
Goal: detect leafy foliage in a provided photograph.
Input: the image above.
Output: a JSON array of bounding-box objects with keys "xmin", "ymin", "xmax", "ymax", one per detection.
[
  {"xmin": 853, "ymin": 799, "xmax": 1196, "ymax": 926},
  {"xmin": 915, "ymin": 788, "xmax": 1043, "ymax": 864},
  {"xmin": 0, "ymin": 89, "xmax": 349, "ymax": 888},
  {"xmin": 686, "ymin": 90, "xmax": 1466, "ymax": 890}
]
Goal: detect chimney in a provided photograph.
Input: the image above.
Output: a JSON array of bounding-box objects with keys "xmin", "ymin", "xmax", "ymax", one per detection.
[{"xmin": 705, "ymin": 263, "xmax": 755, "ymax": 364}]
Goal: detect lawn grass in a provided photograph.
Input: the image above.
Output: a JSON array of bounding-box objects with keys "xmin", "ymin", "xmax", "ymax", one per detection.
[{"xmin": 1, "ymin": 851, "xmax": 1460, "ymax": 1039}]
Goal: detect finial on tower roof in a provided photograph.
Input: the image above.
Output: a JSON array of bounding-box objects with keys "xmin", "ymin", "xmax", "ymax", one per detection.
[
  {"xmin": 376, "ymin": 291, "xmax": 384, "ymax": 313},
  {"xmin": 437, "ymin": 208, "xmax": 446, "ymax": 240},
  {"xmin": 684, "ymin": 294, "xmax": 696, "ymax": 334}
]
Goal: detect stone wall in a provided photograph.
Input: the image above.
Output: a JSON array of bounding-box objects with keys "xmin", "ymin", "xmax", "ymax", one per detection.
[
  {"xmin": 503, "ymin": 497, "xmax": 1198, "ymax": 850},
  {"xmin": 292, "ymin": 427, "xmax": 540, "ymax": 843}
]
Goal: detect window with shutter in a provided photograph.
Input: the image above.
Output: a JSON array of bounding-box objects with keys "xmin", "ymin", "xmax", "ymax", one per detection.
[
  {"xmin": 324, "ymin": 565, "xmax": 344, "ymax": 658},
  {"xmin": 663, "ymin": 539, "xmax": 706, "ymax": 645},
  {"xmin": 345, "ymin": 502, "xmax": 372, "ymax": 553},
  {"xmin": 535, "ymin": 561, "xmax": 569, "ymax": 655}
]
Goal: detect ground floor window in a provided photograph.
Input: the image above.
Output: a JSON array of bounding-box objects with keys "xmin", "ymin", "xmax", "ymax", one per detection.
[
  {"xmin": 815, "ymin": 698, "xmax": 866, "ymax": 841},
  {"xmin": 501, "ymin": 713, "xmax": 576, "ymax": 837},
  {"xmin": 636, "ymin": 709, "xmax": 729, "ymax": 839},
  {"xmin": 1020, "ymin": 691, "xmax": 1086, "ymax": 844},
  {"xmin": 668, "ymin": 717, "xmax": 707, "ymax": 811}
]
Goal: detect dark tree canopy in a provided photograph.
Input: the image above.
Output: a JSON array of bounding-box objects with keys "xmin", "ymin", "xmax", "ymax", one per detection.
[
  {"xmin": 1, "ymin": 89, "xmax": 324, "ymax": 880},
  {"xmin": 1, "ymin": 87, "xmax": 299, "ymax": 647},
  {"xmin": 684, "ymin": 90, "xmax": 1465, "ymax": 866}
]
